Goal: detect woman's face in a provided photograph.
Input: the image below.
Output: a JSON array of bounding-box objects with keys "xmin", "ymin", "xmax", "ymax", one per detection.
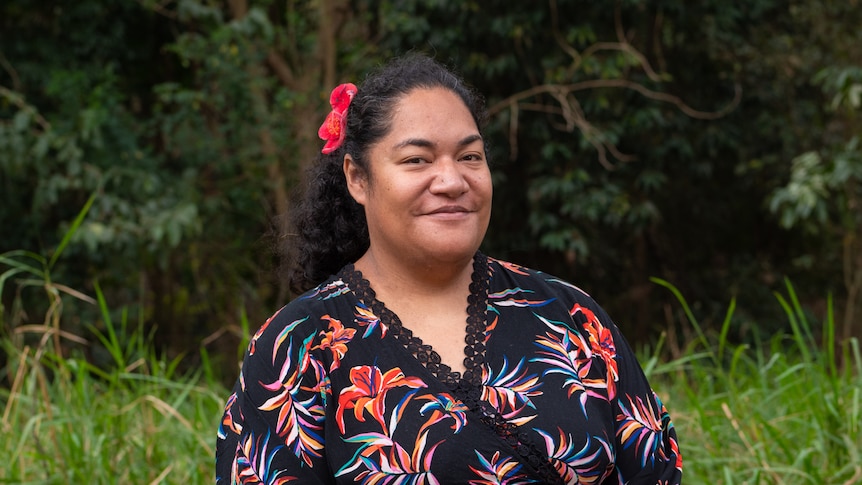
[{"xmin": 345, "ymin": 87, "xmax": 492, "ymax": 268}]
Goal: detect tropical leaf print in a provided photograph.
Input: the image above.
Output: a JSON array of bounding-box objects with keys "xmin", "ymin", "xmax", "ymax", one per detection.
[
  {"xmin": 258, "ymin": 391, "xmax": 325, "ymax": 466},
  {"xmin": 494, "ymin": 259, "xmax": 531, "ymax": 276},
  {"xmin": 662, "ymin": 394, "xmax": 683, "ymax": 472},
  {"xmin": 337, "ymin": 429, "xmax": 444, "ymax": 485},
  {"xmin": 546, "ymin": 277, "xmax": 591, "ymax": 297},
  {"xmin": 354, "ymin": 301, "xmax": 387, "ymax": 338},
  {"xmin": 489, "ymin": 288, "xmax": 554, "ymax": 308},
  {"xmin": 531, "ymin": 315, "xmax": 609, "ymax": 413},
  {"xmin": 570, "ymin": 304, "xmax": 619, "ymax": 400},
  {"xmin": 257, "ymin": 334, "xmax": 326, "ymax": 466},
  {"xmin": 219, "ymin": 392, "xmax": 242, "ymax": 439},
  {"xmin": 417, "ymin": 393, "xmax": 469, "ymax": 434},
  {"xmin": 271, "ymin": 316, "xmax": 310, "ymax": 365},
  {"xmin": 670, "ymin": 430, "xmax": 682, "ymax": 472},
  {"xmin": 235, "ymin": 430, "xmax": 297, "ymax": 485},
  {"xmin": 467, "ymin": 450, "xmax": 533, "ymax": 485},
  {"xmin": 299, "ymin": 280, "xmax": 349, "ymax": 301},
  {"xmin": 337, "ymin": 431, "xmax": 395, "ymax": 475},
  {"xmin": 536, "ymin": 428, "xmax": 612, "ymax": 485},
  {"xmin": 616, "ymin": 394, "xmax": 669, "ymax": 468},
  {"xmin": 320, "ymin": 285, "xmax": 351, "ymax": 300},
  {"xmin": 315, "ymin": 314, "xmax": 356, "ymax": 371},
  {"xmin": 490, "ymin": 288, "xmax": 529, "ymax": 299},
  {"xmin": 484, "ymin": 312, "xmax": 499, "ymax": 344},
  {"xmin": 217, "ymin": 259, "xmax": 682, "ymax": 484},
  {"xmin": 336, "ymin": 365, "xmax": 427, "ymax": 434},
  {"xmin": 248, "ymin": 307, "xmax": 285, "ymax": 357},
  {"xmin": 481, "ymin": 357, "xmax": 543, "ymax": 425}
]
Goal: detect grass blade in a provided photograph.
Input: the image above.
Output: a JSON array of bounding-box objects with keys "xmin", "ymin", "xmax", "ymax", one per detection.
[{"xmin": 48, "ymin": 192, "xmax": 96, "ymax": 270}]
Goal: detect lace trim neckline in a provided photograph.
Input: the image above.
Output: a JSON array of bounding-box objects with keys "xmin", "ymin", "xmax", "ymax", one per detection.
[
  {"xmin": 336, "ymin": 253, "xmax": 564, "ymax": 484},
  {"xmin": 337, "ymin": 252, "xmax": 489, "ymax": 388}
]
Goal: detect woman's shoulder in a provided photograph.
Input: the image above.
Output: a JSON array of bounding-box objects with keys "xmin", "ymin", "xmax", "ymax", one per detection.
[
  {"xmin": 486, "ymin": 256, "xmax": 596, "ymax": 304},
  {"xmin": 248, "ymin": 274, "xmax": 356, "ymax": 350}
]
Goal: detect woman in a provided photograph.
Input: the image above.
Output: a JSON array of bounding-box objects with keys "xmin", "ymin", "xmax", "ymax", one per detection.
[{"xmin": 216, "ymin": 54, "xmax": 682, "ymax": 484}]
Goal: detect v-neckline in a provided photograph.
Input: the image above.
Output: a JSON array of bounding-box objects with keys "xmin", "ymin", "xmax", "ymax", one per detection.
[
  {"xmin": 337, "ymin": 252, "xmax": 489, "ymax": 388},
  {"xmin": 336, "ymin": 254, "xmax": 566, "ymax": 484}
]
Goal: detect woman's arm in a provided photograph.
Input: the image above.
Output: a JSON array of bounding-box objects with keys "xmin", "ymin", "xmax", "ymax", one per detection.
[
  {"xmin": 216, "ymin": 307, "xmax": 334, "ymax": 484},
  {"xmin": 605, "ymin": 318, "xmax": 682, "ymax": 484}
]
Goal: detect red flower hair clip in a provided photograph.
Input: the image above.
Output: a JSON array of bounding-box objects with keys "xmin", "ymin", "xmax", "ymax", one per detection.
[{"xmin": 318, "ymin": 83, "xmax": 358, "ymax": 154}]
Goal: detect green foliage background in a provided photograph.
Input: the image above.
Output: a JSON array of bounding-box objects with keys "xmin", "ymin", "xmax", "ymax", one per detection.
[{"xmin": 2, "ymin": 0, "xmax": 860, "ymax": 384}]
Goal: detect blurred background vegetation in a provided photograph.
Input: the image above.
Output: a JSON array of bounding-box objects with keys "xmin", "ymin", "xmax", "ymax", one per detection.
[
  {"xmin": 1, "ymin": 0, "xmax": 860, "ymax": 385},
  {"xmin": 2, "ymin": 1, "xmax": 862, "ymax": 482}
]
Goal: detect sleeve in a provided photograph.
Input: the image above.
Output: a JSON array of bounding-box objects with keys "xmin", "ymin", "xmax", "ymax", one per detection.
[
  {"xmin": 215, "ymin": 306, "xmax": 334, "ymax": 485},
  {"xmin": 604, "ymin": 317, "xmax": 682, "ymax": 485}
]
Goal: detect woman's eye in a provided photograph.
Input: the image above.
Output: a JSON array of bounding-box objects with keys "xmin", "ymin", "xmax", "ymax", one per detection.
[{"xmin": 405, "ymin": 157, "xmax": 426, "ymax": 164}]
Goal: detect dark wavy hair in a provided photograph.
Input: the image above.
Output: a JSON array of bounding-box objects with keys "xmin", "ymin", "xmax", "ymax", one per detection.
[{"xmin": 283, "ymin": 53, "xmax": 488, "ymax": 293}]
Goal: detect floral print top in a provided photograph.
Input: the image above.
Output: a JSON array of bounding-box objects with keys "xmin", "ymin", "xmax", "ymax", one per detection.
[{"xmin": 216, "ymin": 254, "xmax": 682, "ymax": 484}]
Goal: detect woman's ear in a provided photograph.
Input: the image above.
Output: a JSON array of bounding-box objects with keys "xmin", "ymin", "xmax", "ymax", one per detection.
[{"xmin": 343, "ymin": 154, "xmax": 368, "ymax": 206}]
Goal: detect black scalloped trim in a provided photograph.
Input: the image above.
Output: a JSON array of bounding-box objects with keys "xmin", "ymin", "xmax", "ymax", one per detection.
[{"xmin": 338, "ymin": 253, "xmax": 563, "ymax": 484}]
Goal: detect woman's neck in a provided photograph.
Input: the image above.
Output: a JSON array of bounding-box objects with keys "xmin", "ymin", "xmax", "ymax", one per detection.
[
  {"xmin": 353, "ymin": 248, "xmax": 475, "ymax": 302},
  {"xmin": 353, "ymin": 248, "xmax": 478, "ymax": 376}
]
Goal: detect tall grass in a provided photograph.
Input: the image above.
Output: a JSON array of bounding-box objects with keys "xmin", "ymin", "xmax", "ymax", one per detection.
[
  {"xmin": 0, "ymin": 197, "xmax": 226, "ymax": 484},
  {"xmin": 648, "ymin": 278, "xmax": 862, "ymax": 484},
  {"xmin": 0, "ymin": 320, "xmax": 225, "ymax": 483}
]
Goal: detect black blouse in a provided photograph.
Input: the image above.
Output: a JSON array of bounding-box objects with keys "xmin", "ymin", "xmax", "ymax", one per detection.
[{"xmin": 216, "ymin": 254, "xmax": 682, "ymax": 484}]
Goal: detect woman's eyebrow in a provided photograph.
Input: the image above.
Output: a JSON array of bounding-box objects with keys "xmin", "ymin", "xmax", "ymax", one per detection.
[
  {"xmin": 393, "ymin": 138, "xmax": 434, "ymax": 149},
  {"xmin": 393, "ymin": 134, "xmax": 483, "ymax": 150},
  {"xmin": 457, "ymin": 134, "xmax": 483, "ymax": 147}
]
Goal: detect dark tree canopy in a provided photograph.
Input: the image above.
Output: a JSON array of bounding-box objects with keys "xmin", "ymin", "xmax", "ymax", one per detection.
[{"xmin": 2, "ymin": 0, "xmax": 860, "ymax": 378}]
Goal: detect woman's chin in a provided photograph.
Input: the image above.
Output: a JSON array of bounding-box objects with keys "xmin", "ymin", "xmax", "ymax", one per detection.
[{"xmin": 416, "ymin": 239, "xmax": 484, "ymax": 266}]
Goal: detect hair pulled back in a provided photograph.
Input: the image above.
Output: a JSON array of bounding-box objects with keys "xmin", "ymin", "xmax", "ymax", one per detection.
[{"xmin": 284, "ymin": 53, "xmax": 487, "ymax": 294}]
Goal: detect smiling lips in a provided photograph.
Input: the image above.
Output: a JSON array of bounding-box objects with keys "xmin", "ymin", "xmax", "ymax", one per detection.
[{"xmin": 426, "ymin": 205, "xmax": 472, "ymax": 217}]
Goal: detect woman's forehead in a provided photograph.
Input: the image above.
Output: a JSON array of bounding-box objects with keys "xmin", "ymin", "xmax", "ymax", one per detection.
[{"xmin": 385, "ymin": 88, "xmax": 479, "ymax": 141}]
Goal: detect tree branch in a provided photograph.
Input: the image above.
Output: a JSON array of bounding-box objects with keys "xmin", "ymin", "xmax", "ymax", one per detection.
[
  {"xmin": 550, "ymin": 0, "xmax": 664, "ymax": 82},
  {"xmin": 489, "ymin": 78, "xmax": 741, "ymax": 120},
  {"xmin": 135, "ymin": 0, "xmax": 176, "ymax": 19},
  {"xmin": 319, "ymin": 0, "xmax": 338, "ymax": 90},
  {"xmin": 227, "ymin": 0, "xmax": 247, "ymax": 19},
  {"xmin": 267, "ymin": 49, "xmax": 296, "ymax": 87},
  {"xmin": 489, "ymin": 72, "xmax": 740, "ymax": 167},
  {"xmin": 0, "ymin": 51, "xmax": 22, "ymax": 91},
  {"xmin": 536, "ymin": 0, "xmax": 740, "ymax": 167},
  {"xmin": 549, "ymin": 0, "xmax": 582, "ymax": 67},
  {"xmin": 0, "ymin": 85, "xmax": 51, "ymax": 132}
]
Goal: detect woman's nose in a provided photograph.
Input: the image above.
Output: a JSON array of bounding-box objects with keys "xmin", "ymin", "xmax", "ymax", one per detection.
[{"xmin": 429, "ymin": 158, "xmax": 469, "ymax": 196}]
